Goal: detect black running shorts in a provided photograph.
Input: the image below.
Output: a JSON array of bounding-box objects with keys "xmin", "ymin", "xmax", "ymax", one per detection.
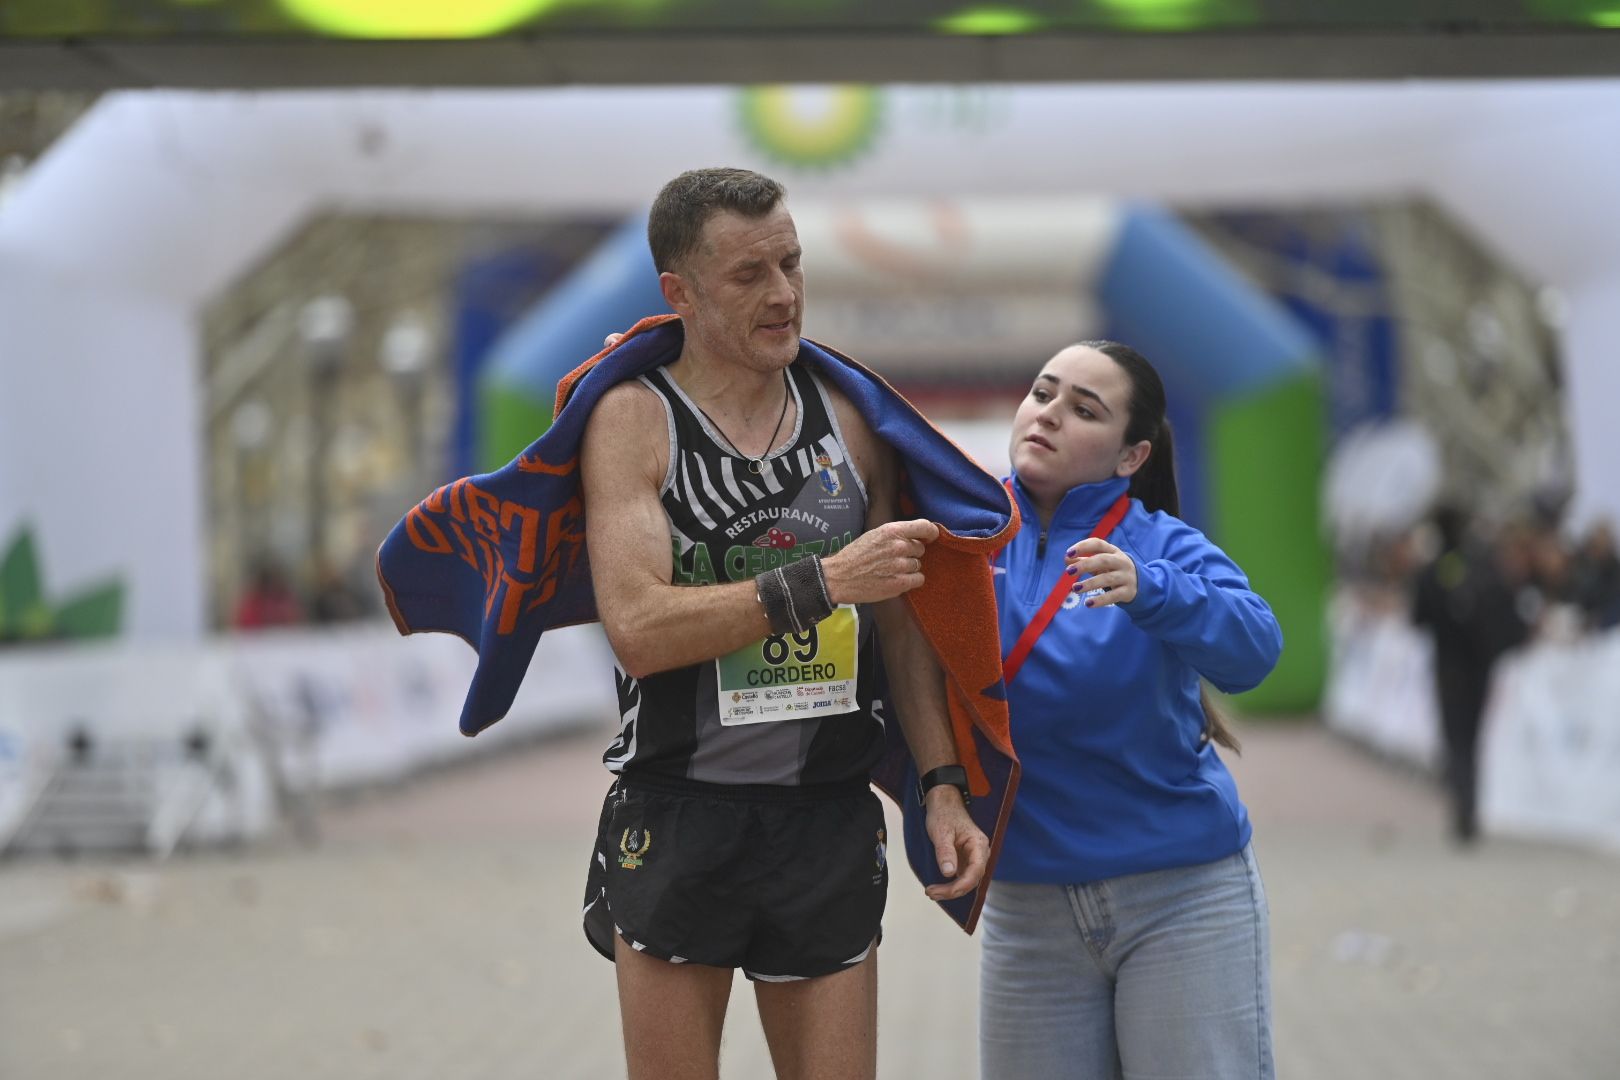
[{"xmin": 582, "ymin": 771, "xmax": 889, "ymax": 982}]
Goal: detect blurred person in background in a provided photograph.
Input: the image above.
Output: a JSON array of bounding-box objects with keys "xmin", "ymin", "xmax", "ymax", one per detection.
[
  {"xmin": 310, "ymin": 558, "xmax": 367, "ymax": 624},
  {"xmin": 581, "ymin": 168, "xmax": 987, "ymax": 1080},
  {"xmin": 1526, "ymin": 516, "xmax": 1574, "ymax": 610},
  {"xmin": 1571, "ymin": 519, "xmax": 1620, "ymax": 631},
  {"xmin": 1411, "ymin": 504, "xmax": 1533, "ymax": 845},
  {"xmin": 231, "ymin": 557, "xmax": 304, "ymax": 630},
  {"xmin": 980, "ymin": 341, "xmax": 1282, "ymax": 1080}
]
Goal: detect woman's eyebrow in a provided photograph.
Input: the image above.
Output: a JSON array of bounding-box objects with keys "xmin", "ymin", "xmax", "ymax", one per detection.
[{"xmin": 1039, "ymin": 373, "xmax": 1112, "ymax": 417}]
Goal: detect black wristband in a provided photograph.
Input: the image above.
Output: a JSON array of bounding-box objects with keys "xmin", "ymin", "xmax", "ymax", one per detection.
[
  {"xmin": 755, "ymin": 566, "xmax": 795, "ymax": 636},
  {"xmin": 780, "ymin": 554, "xmax": 835, "ymax": 633},
  {"xmin": 757, "ymin": 556, "xmax": 836, "ymax": 636},
  {"xmin": 917, "ymin": 764, "xmax": 972, "ymax": 807}
]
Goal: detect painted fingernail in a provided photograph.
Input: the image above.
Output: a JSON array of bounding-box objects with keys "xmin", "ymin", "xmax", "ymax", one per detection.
[
  {"xmin": 1084, "ymin": 599, "xmax": 1095, "ymax": 607},
  {"xmin": 1065, "ymin": 565, "xmax": 1079, "ymax": 576}
]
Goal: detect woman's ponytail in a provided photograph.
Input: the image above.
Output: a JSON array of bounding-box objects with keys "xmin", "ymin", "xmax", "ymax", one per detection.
[
  {"xmin": 1080, "ymin": 340, "xmax": 1242, "ymax": 755},
  {"xmin": 1128, "ymin": 416, "xmax": 1180, "ymax": 519}
]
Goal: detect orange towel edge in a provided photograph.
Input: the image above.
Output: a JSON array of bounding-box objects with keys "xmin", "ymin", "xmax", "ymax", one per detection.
[
  {"xmin": 947, "ymin": 671, "xmax": 1021, "ymax": 936},
  {"xmin": 553, "ymin": 313, "xmax": 680, "ymax": 418},
  {"xmin": 960, "ymin": 755, "xmax": 1021, "ymax": 935},
  {"xmin": 376, "ymin": 548, "xmax": 412, "ymax": 636}
]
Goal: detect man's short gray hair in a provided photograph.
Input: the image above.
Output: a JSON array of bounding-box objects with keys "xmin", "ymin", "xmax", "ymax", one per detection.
[{"xmin": 648, "ymin": 168, "xmax": 786, "ymax": 274}]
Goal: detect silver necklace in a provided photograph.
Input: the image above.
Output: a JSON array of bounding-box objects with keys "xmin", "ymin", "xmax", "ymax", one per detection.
[{"xmin": 691, "ymin": 371, "xmax": 792, "ymax": 476}]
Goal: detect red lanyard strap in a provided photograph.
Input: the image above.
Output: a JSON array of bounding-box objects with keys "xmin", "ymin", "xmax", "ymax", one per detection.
[{"xmin": 1000, "ymin": 491, "xmax": 1131, "ymax": 685}]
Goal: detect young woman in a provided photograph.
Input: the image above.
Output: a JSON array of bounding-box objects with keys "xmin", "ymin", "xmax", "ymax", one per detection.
[{"xmin": 981, "ymin": 341, "xmax": 1282, "ymax": 1080}]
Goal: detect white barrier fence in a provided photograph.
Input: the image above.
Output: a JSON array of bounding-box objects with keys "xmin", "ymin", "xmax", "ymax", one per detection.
[
  {"xmin": 11, "ymin": 601, "xmax": 1616, "ymax": 855},
  {"xmin": 0, "ymin": 622, "xmax": 617, "ymax": 852},
  {"xmin": 1324, "ymin": 590, "xmax": 1620, "ymax": 853}
]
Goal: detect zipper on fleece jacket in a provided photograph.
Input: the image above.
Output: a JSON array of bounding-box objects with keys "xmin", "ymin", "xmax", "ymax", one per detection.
[{"xmin": 1022, "ymin": 528, "xmax": 1057, "ymax": 606}]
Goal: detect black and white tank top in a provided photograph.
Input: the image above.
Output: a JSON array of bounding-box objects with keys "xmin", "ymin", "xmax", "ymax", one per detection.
[{"xmin": 602, "ymin": 360, "xmax": 885, "ymax": 786}]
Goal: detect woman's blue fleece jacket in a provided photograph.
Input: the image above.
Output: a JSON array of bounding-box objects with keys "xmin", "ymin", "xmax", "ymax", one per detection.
[{"xmin": 993, "ymin": 474, "xmax": 1284, "ymax": 884}]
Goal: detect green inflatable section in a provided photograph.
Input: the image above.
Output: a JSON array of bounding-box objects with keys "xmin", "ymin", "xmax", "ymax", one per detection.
[
  {"xmin": 480, "ymin": 381, "xmax": 555, "ymax": 474},
  {"xmin": 1208, "ymin": 370, "xmax": 1331, "ymax": 714}
]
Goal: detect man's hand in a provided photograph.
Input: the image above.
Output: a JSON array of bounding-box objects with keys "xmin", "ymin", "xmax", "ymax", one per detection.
[
  {"xmin": 823, "ymin": 519, "xmax": 939, "ymax": 605},
  {"xmin": 921, "ymin": 786, "xmax": 989, "ymax": 902}
]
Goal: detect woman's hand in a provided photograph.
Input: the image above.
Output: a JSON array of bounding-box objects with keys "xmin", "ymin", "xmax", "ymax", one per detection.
[{"xmin": 1065, "ymin": 538, "xmax": 1138, "ymax": 607}]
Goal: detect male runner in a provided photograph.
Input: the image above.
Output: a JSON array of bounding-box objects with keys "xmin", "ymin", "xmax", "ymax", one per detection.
[{"xmin": 579, "ymin": 167, "xmax": 988, "ymax": 1080}]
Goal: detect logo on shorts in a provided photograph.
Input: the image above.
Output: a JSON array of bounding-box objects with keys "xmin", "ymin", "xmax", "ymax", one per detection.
[
  {"xmin": 874, "ymin": 828, "xmax": 887, "ymax": 883},
  {"xmin": 816, "ymin": 453, "xmax": 842, "ymax": 497},
  {"xmin": 619, "ymin": 827, "xmax": 652, "ymax": 870}
]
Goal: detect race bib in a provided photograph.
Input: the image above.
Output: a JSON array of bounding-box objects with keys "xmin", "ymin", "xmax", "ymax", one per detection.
[{"xmin": 715, "ymin": 605, "xmax": 860, "ymax": 726}]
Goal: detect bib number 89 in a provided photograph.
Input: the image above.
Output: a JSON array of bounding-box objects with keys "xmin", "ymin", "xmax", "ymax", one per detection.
[{"xmin": 762, "ymin": 628, "xmax": 818, "ymax": 666}]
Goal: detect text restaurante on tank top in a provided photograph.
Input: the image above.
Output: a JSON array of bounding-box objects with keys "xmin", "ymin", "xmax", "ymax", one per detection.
[{"xmin": 724, "ymin": 505, "xmax": 834, "ymax": 540}]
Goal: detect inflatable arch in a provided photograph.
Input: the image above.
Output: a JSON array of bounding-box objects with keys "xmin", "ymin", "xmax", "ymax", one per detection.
[
  {"xmin": 481, "ymin": 200, "xmax": 1324, "ymax": 709},
  {"xmin": 3, "ymin": 84, "xmax": 1618, "ymax": 709}
]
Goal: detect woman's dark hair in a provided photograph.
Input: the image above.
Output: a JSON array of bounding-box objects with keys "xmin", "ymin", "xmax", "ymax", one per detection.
[
  {"xmin": 1076, "ymin": 339, "xmax": 1242, "ymax": 754},
  {"xmin": 1078, "ymin": 340, "xmax": 1180, "ymax": 517}
]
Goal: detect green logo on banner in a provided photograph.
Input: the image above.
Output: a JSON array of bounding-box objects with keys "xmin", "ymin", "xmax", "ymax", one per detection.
[
  {"xmin": 0, "ymin": 526, "xmax": 124, "ymax": 644},
  {"xmin": 737, "ymin": 86, "xmax": 885, "ymax": 171}
]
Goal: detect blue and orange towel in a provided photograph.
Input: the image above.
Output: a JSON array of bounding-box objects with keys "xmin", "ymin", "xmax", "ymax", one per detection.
[{"xmin": 376, "ymin": 314, "xmax": 1021, "ymax": 932}]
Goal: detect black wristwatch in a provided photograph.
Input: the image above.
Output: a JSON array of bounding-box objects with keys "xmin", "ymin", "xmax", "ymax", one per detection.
[{"xmin": 918, "ymin": 764, "xmax": 972, "ymax": 807}]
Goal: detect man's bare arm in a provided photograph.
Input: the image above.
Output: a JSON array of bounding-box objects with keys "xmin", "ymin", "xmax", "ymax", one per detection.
[
  {"xmin": 581, "ymin": 382, "xmax": 773, "ymax": 678},
  {"xmin": 829, "ymin": 388, "xmax": 989, "ymax": 900},
  {"xmin": 581, "ymin": 380, "xmax": 939, "ymax": 679}
]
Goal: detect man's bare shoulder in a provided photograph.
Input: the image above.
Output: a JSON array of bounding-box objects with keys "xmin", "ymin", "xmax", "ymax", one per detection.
[
  {"xmin": 817, "ymin": 376, "xmax": 876, "ymax": 445},
  {"xmin": 586, "ymin": 377, "xmax": 665, "ymax": 428},
  {"xmin": 582, "ymin": 378, "xmax": 668, "ymax": 485}
]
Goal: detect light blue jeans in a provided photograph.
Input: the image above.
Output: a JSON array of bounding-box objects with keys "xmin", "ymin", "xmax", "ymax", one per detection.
[{"xmin": 979, "ymin": 844, "xmax": 1273, "ymax": 1080}]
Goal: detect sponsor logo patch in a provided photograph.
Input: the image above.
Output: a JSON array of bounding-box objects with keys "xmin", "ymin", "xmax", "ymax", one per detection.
[
  {"xmin": 618, "ymin": 828, "xmax": 652, "ymax": 870},
  {"xmin": 753, "ymin": 527, "xmax": 798, "ymax": 550}
]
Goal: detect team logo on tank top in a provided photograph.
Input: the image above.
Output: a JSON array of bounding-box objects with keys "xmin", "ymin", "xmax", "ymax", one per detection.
[{"xmin": 816, "ymin": 452, "xmax": 842, "ymax": 497}]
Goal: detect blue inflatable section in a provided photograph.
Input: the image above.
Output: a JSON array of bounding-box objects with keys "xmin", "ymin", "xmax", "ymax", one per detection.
[
  {"xmin": 451, "ymin": 246, "xmax": 564, "ymax": 479},
  {"xmin": 1096, "ymin": 206, "xmax": 1318, "ymax": 531},
  {"xmin": 1098, "ymin": 206, "xmax": 1317, "ymax": 400},
  {"xmin": 1202, "ymin": 210, "xmax": 1397, "ymax": 443},
  {"xmin": 484, "ymin": 213, "xmax": 667, "ymax": 401}
]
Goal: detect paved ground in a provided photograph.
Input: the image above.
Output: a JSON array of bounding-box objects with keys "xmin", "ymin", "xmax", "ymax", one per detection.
[{"xmin": 2, "ymin": 718, "xmax": 1617, "ymax": 1079}]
